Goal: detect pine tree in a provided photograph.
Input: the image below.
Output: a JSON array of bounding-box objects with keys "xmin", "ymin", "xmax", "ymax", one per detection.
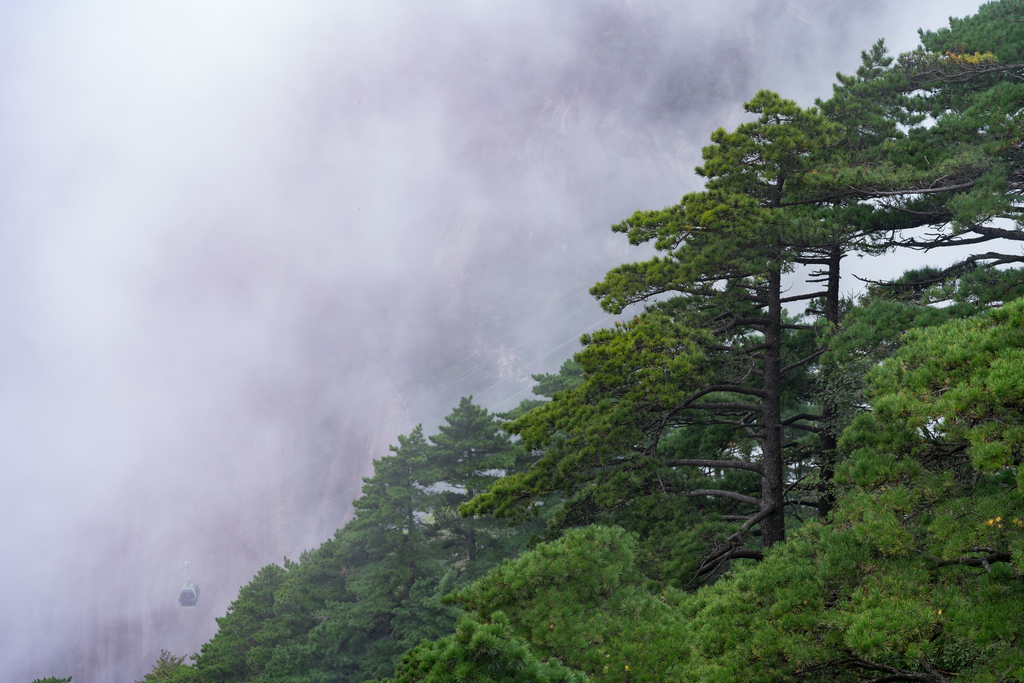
[
  {"xmin": 191, "ymin": 563, "xmax": 289, "ymax": 682},
  {"xmin": 136, "ymin": 651, "xmax": 188, "ymax": 683},
  {"xmin": 424, "ymin": 397, "xmax": 524, "ymax": 578},
  {"xmin": 190, "ymin": 427, "xmax": 457, "ymax": 683},
  {"xmin": 326, "ymin": 426, "xmax": 457, "ymax": 681},
  {"xmin": 467, "ymin": 92, "xmax": 849, "ymax": 580}
]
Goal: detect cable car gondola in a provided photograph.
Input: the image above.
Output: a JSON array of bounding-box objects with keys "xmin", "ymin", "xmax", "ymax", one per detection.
[{"xmin": 178, "ymin": 562, "xmax": 200, "ymax": 608}]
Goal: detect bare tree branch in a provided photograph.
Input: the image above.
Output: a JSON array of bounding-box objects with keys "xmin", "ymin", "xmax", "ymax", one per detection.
[{"xmin": 780, "ymin": 291, "xmax": 826, "ymax": 303}]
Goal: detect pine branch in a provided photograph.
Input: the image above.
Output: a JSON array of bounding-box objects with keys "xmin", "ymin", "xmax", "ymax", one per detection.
[
  {"xmin": 781, "ymin": 348, "xmax": 825, "ymax": 375},
  {"xmin": 926, "ymin": 550, "xmax": 1012, "ymax": 571},
  {"xmin": 782, "ymin": 413, "xmax": 822, "ymax": 426},
  {"xmin": 684, "ymin": 384, "xmax": 769, "ymax": 403},
  {"xmin": 843, "ymin": 654, "xmax": 951, "ymax": 683},
  {"xmin": 684, "ymin": 489, "xmax": 761, "ymax": 506},
  {"xmin": 662, "ymin": 458, "xmax": 762, "ymax": 473}
]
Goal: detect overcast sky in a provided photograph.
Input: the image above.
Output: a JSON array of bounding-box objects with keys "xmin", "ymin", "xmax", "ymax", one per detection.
[{"xmin": 0, "ymin": 1, "xmax": 985, "ymax": 680}]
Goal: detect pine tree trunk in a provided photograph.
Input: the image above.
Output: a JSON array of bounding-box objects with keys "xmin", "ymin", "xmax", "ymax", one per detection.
[
  {"xmin": 760, "ymin": 267, "xmax": 786, "ymax": 549},
  {"xmin": 817, "ymin": 245, "xmax": 842, "ymax": 520}
]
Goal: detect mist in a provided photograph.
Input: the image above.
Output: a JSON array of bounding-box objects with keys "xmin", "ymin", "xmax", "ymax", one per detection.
[{"xmin": 0, "ymin": 1, "xmax": 979, "ymax": 680}]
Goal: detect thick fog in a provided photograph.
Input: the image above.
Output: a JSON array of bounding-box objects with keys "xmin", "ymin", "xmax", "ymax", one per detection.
[{"xmin": 0, "ymin": 1, "xmax": 978, "ymax": 681}]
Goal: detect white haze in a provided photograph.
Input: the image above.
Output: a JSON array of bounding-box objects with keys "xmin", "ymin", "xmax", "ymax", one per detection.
[{"xmin": 0, "ymin": 1, "xmax": 981, "ymax": 681}]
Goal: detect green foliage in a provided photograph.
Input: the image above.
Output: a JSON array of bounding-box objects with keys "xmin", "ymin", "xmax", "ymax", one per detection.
[
  {"xmin": 919, "ymin": 1, "xmax": 1024, "ymax": 69},
  {"xmin": 190, "ymin": 425, "xmax": 450, "ymax": 683},
  {"xmin": 442, "ymin": 294, "xmax": 1024, "ymax": 680},
  {"xmin": 137, "ymin": 651, "xmax": 193, "ymax": 683},
  {"xmin": 424, "ymin": 397, "xmax": 533, "ymax": 579},
  {"xmin": 466, "ymin": 313, "xmax": 709, "ymax": 519},
  {"xmin": 450, "ymin": 526, "xmax": 690, "ymax": 683},
  {"xmin": 820, "ymin": 266, "xmax": 1024, "ymax": 440},
  {"xmin": 193, "ymin": 290, "xmax": 1020, "ymax": 683},
  {"xmin": 192, "ymin": 563, "xmax": 289, "ymax": 682},
  {"xmin": 376, "ymin": 615, "xmax": 587, "ymax": 683},
  {"xmin": 672, "ymin": 521, "xmax": 1024, "ymax": 682},
  {"xmin": 465, "ymin": 87, "xmax": 870, "ymax": 576},
  {"xmin": 177, "ymin": 5, "xmax": 1024, "ymax": 683},
  {"xmin": 838, "ymin": 296, "xmax": 1024, "ymax": 570},
  {"xmin": 186, "ymin": 399, "xmax": 538, "ymax": 683},
  {"xmin": 467, "ymin": 302, "xmax": 821, "ymax": 571},
  {"xmin": 426, "ymin": 397, "xmax": 520, "ymax": 501},
  {"xmin": 267, "ymin": 426, "xmax": 461, "ymax": 682},
  {"xmin": 818, "ymin": 0, "xmax": 1024, "ymax": 244},
  {"xmin": 530, "ymin": 359, "xmax": 585, "ymax": 398},
  {"xmin": 31, "ymin": 678, "xmax": 72, "ymax": 683},
  {"xmin": 674, "ymin": 297, "xmax": 1024, "ymax": 681}
]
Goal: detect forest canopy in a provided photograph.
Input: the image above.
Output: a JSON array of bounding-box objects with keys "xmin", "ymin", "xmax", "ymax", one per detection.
[{"xmin": 133, "ymin": 3, "xmax": 1024, "ymax": 682}]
